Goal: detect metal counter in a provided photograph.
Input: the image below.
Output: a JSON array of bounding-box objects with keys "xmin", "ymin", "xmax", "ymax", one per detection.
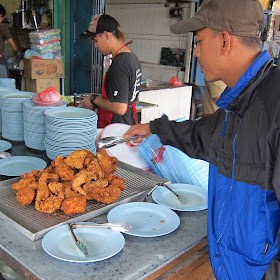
[{"xmin": 0, "ymin": 138, "xmax": 208, "ymax": 280}]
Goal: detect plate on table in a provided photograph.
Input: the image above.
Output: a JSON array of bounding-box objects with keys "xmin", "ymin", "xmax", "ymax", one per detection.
[
  {"xmin": 0, "ymin": 156, "xmax": 47, "ymax": 176},
  {"xmin": 42, "ymin": 225, "xmax": 125, "ymax": 263},
  {"xmin": 0, "ymin": 140, "xmax": 12, "ymax": 151},
  {"xmin": 107, "ymin": 202, "xmax": 180, "ymax": 237},
  {"xmin": 152, "ymin": 184, "xmax": 208, "ymax": 211}
]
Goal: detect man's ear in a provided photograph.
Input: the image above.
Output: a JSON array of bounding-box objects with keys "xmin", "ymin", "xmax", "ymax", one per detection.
[{"xmin": 220, "ymin": 31, "xmax": 231, "ymax": 55}]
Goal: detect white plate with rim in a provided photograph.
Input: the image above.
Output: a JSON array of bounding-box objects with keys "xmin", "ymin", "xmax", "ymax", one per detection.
[
  {"xmin": 0, "ymin": 156, "xmax": 47, "ymax": 176},
  {"xmin": 44, "ymin": 107, "xmax": 97, "ymax": 119},
  {"xmin": 42, "ymin": 225, "xmax": 125, "ymax": 263},
  {"xmin": 0, "ymin": 140, "xmax": 12, "ymax": 151},
  {"xmin": 152, "ymin": 183, "xmax": 208, "ymax": 212},
  {"xmin": 107, "ymin": 202, "xmax": 180, "ymax": 237}
]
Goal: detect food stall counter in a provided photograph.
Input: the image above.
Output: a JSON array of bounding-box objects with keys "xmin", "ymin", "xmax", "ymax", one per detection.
[{"xmin": 0, "ymin": 138, "xmax": 208, "ymax": 280}]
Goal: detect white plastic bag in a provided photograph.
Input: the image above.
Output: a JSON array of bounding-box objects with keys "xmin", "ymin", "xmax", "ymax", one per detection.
[{"xmin": 139, "ymin": 135, "xmax": 209, "ymax": 189}]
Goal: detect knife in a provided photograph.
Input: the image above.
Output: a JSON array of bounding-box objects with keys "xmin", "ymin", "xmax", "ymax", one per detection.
[{"xmin": 67, "ymin": 224, "xmax": 89, "ymax": 258}]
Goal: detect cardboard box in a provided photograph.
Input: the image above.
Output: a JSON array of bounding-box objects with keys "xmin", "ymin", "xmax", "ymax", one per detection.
[
  {"xmin": 25, "ymin": 78, "xmax": 61, "ymax": 93},
  {"xmin": 24, "ymin": 59, "xmax": 64, "ymax": 79}
]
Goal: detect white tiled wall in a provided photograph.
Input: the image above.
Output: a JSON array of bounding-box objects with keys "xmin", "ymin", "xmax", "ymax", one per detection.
[{"xmin": 107, "ymin": 1, "xmax": 193, "ymax": 83}]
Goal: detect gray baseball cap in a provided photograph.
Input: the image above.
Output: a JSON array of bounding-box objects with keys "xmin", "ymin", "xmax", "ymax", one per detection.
[{"xmin": 170, "ymin": 0, "xmax": 264, "ymax": 37}]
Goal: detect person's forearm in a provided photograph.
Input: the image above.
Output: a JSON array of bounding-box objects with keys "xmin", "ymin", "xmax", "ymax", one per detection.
[
  {"xmin": 8, "ymin": 38, "xmax": 17, "ymax": 53},
  {"xmin": 93, "ymin": 96, "xmax": 127, "ymax": 115}
]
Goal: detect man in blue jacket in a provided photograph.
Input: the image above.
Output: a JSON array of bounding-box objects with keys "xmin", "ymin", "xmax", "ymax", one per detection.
[{"xmin": 124, "ymin": 0, "xmax": 280, "ymax": 279}]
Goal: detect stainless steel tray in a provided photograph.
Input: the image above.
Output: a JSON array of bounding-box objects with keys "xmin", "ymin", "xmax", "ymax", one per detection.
[{"xmin": 0, "ymin": 161, "xmax": 169, "ymax": 241}]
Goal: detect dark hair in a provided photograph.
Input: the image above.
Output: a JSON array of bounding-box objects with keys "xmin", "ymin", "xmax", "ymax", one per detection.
[
  {"xmin": 0, "ymin": 4, "xmax": 6, "ymax": 17},
  {"xmin": 238, "ymin": 36, "xmax": 261, "ymax": 48},
  {"xmin": 113, "ymin": 29, "xmax": 126, "ymax": 43},
  {"xmin": 211, "ymin": 29, "xmax": 260, "ymax": 48},
  {"xmin": 260, "ymin": 28, "xmax": 268, "ymax": 43}
]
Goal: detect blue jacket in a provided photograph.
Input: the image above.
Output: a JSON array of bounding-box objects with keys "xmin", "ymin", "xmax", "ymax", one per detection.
[{"xmin": 150, "ymin": 50, "xmax": 280, "ymax": 279}]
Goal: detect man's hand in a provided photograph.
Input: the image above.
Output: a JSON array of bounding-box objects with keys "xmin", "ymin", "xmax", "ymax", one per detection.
[
  {"xmin": 81, "ymin": 95, "xmax": 95, "ymax": 110},
  {"xmin": 123, "ymin": 123, "xmax": 152, "ymax": 144}
]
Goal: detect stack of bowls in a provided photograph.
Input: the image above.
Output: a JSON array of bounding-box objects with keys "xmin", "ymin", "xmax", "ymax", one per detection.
[
  {"xmin": 23, "ymin": 100, "xmax": 66, "ymax": 150},
  {"xmin": 1, "ymin": 92, "xmax": 36, "ymax": 141},
  {"xmin": 44, "ymin": 107, "xmax": 98, "ymax": 160},
  {"xmin": 0, "ymin": 87, "xmax": 20, "ymax": 131}
]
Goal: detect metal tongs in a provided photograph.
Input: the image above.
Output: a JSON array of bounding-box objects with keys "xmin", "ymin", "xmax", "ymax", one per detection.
[
  {"xmin": 70, "ymin": 222, "xmax": 132, "ymax": 232},
  {"xmin": 142, "ymin": 182, "xmax": 185, "ymax": 204},
  {"xmin": 0, "ymin": 152, "xmax": 11, "ymax": 159},
  {"xmin": 97, "ymin": 135, "xmax": 145, "ymax": 149},
  {"xmin": 68, "ymin": 224, "xmax": 89, "ymax": 258},
  {"xmin": 67, "ymin": 222, "xmax": 132, "ymax": 258}
]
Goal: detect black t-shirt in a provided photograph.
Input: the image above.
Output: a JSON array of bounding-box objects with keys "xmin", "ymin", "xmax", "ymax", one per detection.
[{"xmin": 104, "ymin": 51, "xmax": 142, "ymax": 125}]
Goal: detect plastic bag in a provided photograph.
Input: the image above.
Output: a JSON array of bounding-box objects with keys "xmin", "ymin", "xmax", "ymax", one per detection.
[
  {"xmin": 29, "ymin": 34, "xmax": 61, "ymax": 45},
  {"xmin": 24, "ymin": 49, "xmax": 54, "ymax": 59},
  {"xmin": 29, "ymin": 29, "xmax": 61, "ymax": 41},
  {"xmin": 31, "ymin": 43, "xmax": 61, "ymax": 54},
  {"xmin": 169, "ymin": 76, "xmax": 182, "ymax": 87},
  {"xmin": 139, "ymin": 134, "xmax": 209, "ymax": 189},
  {"xmin": 33, "ymin": 86, "xmax": 62, "ymax": 106}
]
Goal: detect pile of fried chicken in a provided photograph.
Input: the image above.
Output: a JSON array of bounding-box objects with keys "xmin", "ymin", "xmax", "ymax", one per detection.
[{"xmin": 11, "ymin": 149, "xmax": 125, "ymax": 215}]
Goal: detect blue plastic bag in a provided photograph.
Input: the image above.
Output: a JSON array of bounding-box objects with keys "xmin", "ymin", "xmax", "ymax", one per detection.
[{"xmin": 139, "ymin": 135, "xmax": 209, "ymax": 189}]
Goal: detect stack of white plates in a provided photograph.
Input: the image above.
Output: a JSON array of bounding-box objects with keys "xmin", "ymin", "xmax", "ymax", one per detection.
[
  {"xmin": 23, "ymin": 100, "xmax": 66, "ymax": 150},
  {"xmin": 0, "ymin": 78, "xmax": 16, "ymax": 88},
  {"xmin": 1, "ymin": 91, "xmax": 36, "ymax": 141},
  {"xmin": 0, "ymin": 88, "xmax": 20, "ymax": 131},
  {"xmin": 44, "ymin": 107, "xmax": 98, "ymax": 160}
]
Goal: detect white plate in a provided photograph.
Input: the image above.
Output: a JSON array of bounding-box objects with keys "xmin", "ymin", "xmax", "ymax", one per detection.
[
  {"xmin": 152, "ymin": 184, "xmax": 208, "ymax": 211},
  {"xmin": 42, "ymin": 225, "xmax": 125, "ymax": 263},
  {"xmin": 0, "ymin": 140, "xmax": 12, "ymax": 151},
  {"xmin": 44, "ymin": 107, "xmax": 97, "ymax": 119},
  {"xmin": 0, "ymin": 156, "xmax": 47, "ymax": 176},
  {"xmin": 107, "ymin": 202, "xmax": 180, "ymax": 237}
]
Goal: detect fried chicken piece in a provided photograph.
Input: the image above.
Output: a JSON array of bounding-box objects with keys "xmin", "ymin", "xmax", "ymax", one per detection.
[
  {"xmin": 16, "ymin": 187, "xmax": 35, "ymax": 205},
  {"xmin": 38, "ymin": 192, "xmax": 65, "ymax": 213},
  {"xmin": 110, "ymin": 175, "xmax": 126, "ymax": 191},
  {"xmin": 39, "ymin": 164, "xmax": 55, "ymax": 175},
  {"xmin": 86, "ymin": 157, "xmax": 105, "ymax": 179},
  {"xmin": 61, "ymin": 196, "xmax": 87, "ymax": 215},
  {"xmin": 97, "ymin": 150, "xmax": 115, "ymax": 175},
  {"xmin": 71, "ymin": 170, "xmax": 97, "ymax": 196},
  {"xmin": 48, "ymin": 182, "xmax": 64, "ymax": 195},
  {"xmin": 54, "ymin": 156, "xmax": 66, "ymax": 166},
  {"xmin": 55, "ymin": 162, "xmax": 74, "ymax": 181},
  {"xmin": 90, "ymin": 184, "xmax": 121, "ymax": 204},
  {"xmin": 11, "ymin": 178, "xmax": 39, "ymax": 191},
  {"xmin": 84, "ymin": 151, "xmax": 95, "ymax": 166},
  {"xmin": 61, "ymin": 181, "xmax": 82, "ymax": 199},
  {"xmin": 21, "ymin": 170, "xmax": 40, "ymax": 181},
  {"xmin": 64, "ymin": 188, "xmax": 83, "ymax": 199},
  {"xmin": 110, "ymin": 157, "xmax": 118, "ymax": 174},
  {"xmin": 38, "ymin": 172, "xmax": 60, "ymax": 188},
  {"xmin": 35, "ymin": 186, "xmax": 50, "ymax": 211},
  {"xmin": 83, "ymin": 179, "xmax": 109, "ymax": 200},
  {"xmin": 64, "ymin": 149, "xmax": 90, "ymax": 169}
]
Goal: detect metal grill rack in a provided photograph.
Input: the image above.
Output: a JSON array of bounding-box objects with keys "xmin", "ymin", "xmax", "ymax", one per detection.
[{"xmin": 0, "ymin": 161, "xmax": 169, "ymax": 241}]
